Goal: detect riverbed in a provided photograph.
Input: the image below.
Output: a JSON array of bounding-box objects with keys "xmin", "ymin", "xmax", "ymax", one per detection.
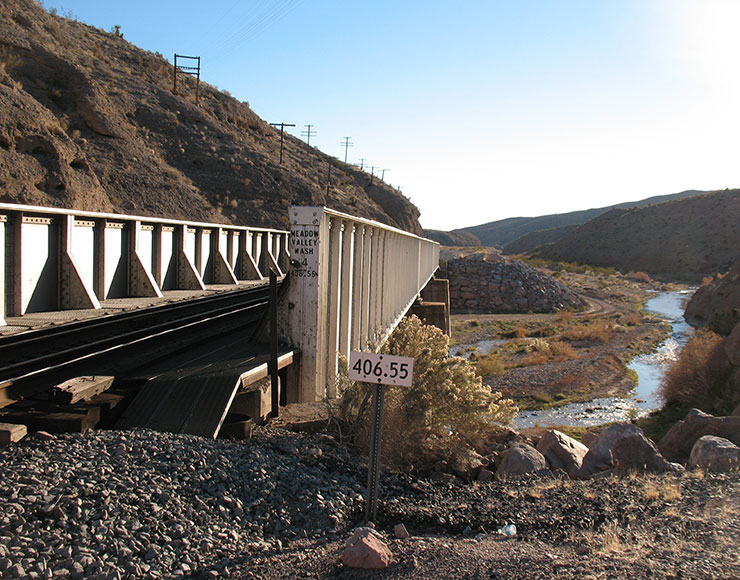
[{"xmin": 513, "ymin": 290, "xmax": 695, "ymax": 429}]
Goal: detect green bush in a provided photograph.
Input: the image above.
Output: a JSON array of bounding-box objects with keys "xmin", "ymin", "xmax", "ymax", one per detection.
[{"xmin": 338, "ymin": 315, "xmax": 517, "ymax": 470}]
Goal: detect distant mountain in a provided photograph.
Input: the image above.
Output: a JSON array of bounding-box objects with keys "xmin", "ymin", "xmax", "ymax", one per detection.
[
  {"xmin": 0, "ymin": 0, "xmax": 422, "ymax": 234},
  {"xmin": 454, "ymin": 190, "xmax": 706, "ymax": 248},
  {"xmin": 502, "ymin": 225, "xmax": 577, "ymax": 255},
  {"xmin": 423, "ymin": 229, "xmax": 481, "ymax": 247},
  {"xmin": 533, "ymin": 189, "xmax": 740, "ymax": 282}
]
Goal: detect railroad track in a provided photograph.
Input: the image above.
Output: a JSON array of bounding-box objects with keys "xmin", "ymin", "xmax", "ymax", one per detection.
[{"xmin": 0, "ymin": 284, "xmax": 276, "ymax": 408}]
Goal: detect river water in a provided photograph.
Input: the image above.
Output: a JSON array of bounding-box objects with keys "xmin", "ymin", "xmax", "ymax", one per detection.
[{"xmin": 511, "ymin": 290, "xmax": 695, "ymax": 429}]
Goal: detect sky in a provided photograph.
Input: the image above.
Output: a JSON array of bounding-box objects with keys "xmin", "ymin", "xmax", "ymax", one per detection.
[{"xmin": 42, "ymin": 0, "xmax": 740, "ymax": 231}]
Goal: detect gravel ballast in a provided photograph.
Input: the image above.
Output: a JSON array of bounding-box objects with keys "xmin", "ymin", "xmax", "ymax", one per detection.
[{"xmin": 0, "ymin": 428, "xmax": 365, "ymax": 579}]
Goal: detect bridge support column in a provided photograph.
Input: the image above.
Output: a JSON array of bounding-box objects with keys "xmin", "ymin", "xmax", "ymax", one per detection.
[
  {"xmin": 176, "ymin": 225, "xmax": 206, "ymax": 290},
  {"xmin": 0, "ymin": 215, "xmax": 5, "ymax": 325},
  {"xmin": 282, "ymin": 207, "xmax": 330, "ymax": 402},
  {"xmin": 128, "ymin": 221, "xmax": 163, "ymax": 298},
  {"xmin": 209, "ymin": 228, "xmax": 238, "ymax": 284},
  {"xmin": 59, "ymin": 215, "xmax": 101, "ymax": 310},
  {"xmin": 236, "ymin": 231, "xmax": 263, "ymax": 281}
]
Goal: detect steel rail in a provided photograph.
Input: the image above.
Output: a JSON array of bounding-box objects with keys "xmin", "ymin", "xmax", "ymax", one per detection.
[{"xmin": 0, "ymin": 285, "xmax": 273, "ymax": 367}]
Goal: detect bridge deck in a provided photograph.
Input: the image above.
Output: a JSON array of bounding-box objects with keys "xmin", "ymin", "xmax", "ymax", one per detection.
[
  {"xmin": 0, "ymin": 282, "xmax": 267, "ymax": 336},
  {"xmin": 115, "ymin": 334, "xmax": 294, "ymax": 438}
]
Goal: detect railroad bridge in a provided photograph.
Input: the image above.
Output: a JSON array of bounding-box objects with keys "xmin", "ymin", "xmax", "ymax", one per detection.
[{"xmin": 0, "ymin": 203, "xmax": 443, "ymax": 440}]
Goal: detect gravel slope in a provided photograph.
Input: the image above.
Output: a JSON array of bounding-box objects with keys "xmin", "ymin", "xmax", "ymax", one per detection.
[{"xmin": 1, "ymin": 427, "xmax": 739, "ymax": 580}]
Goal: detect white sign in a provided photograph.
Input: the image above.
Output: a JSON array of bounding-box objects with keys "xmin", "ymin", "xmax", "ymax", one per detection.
[{"xmin": 349, "ymin": 352, "xmax": 414, "ymax": 387}]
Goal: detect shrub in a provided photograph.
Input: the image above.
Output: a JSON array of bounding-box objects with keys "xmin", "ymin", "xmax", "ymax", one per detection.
[
  {"xmin": 660, "ymin": 329, "xmax": 736, "ymax": 415},
  {"xmin": 338, "ymin": 315, "xmax": 517, "ymax": 470},
  {"xmin": 476, "ymin": 353, "xmax": 505, "ymax": 376},
  {"xmin": 563, "ymin": 321, "xmax": 613, "ymax": 343},
  {"xmin": 628, "ymin": 271, "xmax": 653, "ymax": 284}
]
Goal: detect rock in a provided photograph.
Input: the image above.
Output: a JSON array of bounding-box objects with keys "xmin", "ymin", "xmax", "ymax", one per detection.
[
  {"xmin": 688, "ymin": 435, "xmax": 740, "ymax": 472},
  {"xmin": 658, "ymin": 408, "xmax": 740, "ymax": 463},
  {"xmin": 393, "ymin": 523, "xmax": 410, "ymax": 539},
  {"xmin": 726, "ymin": 321, "xmax": 740, "ymax": 366},
  {"xmin": 733, "ymin": 401, "xmax": 740, "ymax": 417},
  {"xmin": 536, "ymin": 429, "xmax": 588, "ymax": 478},
  {"xmin": 577, "ymin": 423, "xmax": 643, "ymax": 478},
  {"xmin": 448, "ymin": 447, "xmax": 485, "ymax": 481},
  {"xmin": 685, "ymin": 260, "xmax": 740, "ymax": 335},
  {"xmin": 612, "ymin": 433, "xmax": 684, "ymax": 474},
  {"xmin": 476, "ymin": 468, "xmax": 494, "ymax": 483},
  {"xmin": 341, "ymin": 529, "xmax": 393, "ymax": 569},
  {"xmin": 495, "ymin": 443, "xmax": 549, "ymax": 480}
]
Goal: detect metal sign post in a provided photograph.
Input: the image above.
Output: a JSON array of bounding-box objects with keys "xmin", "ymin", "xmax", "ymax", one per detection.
[{"xmin": 349, "ymin": 351, "xmax": 414, "ymax": 523}]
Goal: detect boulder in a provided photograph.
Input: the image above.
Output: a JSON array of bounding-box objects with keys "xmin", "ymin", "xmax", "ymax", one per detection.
[
  {"xmin": 448, "ymin": 447, "xmax": 485, "ymax": 481},
  {"xmin": 657, "ymin": 408, "xmax": 740, "ymax": 463},
  {"xmin": 577, "ymin": 423, "xmax": 643, "ymax": 478},
  {"xmin": 688, "ymin": 435, "xmax": 740, "ymax": 472},
  {"xmin": 495, "ymin": 443, "xmax": 549, "ymax": 480},
  {"xmin": 612, "ymin": 433, "xmax": 684, "ymax": 474},
  {"xmin": 393, "ymin": 523, "xmax": 410, "ymax": 539},
  {"xmin": 536, "ymin": 429, "xmax": 589, "ymax": 478},
  {"xmin": 341, "ymin": 528, "xmax": 393, "ymax": 569},
  {"xmin": 726, "ymin": 322, "xmax": 740, "ymax": 366}
]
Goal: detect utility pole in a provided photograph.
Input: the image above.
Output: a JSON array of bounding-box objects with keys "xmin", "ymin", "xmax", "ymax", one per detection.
[
  {"xmin": 173, "ymin": 54, "xmax": 201, "ymax": 106},
  {"xmin": 300, "ymin": 124, "xmax": 316, "ymax": 156},
  {"xmin": 340, "ymin": 137, "xmax": 353, "ymax": 163},
  {"xmin": 269, "ymin": 122, "xmax": 295, "ymax": 164},
  {"xmin": 369, "ymin": 166, "xmax": 376, "ymax": 185},
  {"xmin": 380, "ymin": 168, "xmax": 390, "ymax": 182},
  {"xmin": 359, "ymin": 158, "xmax": 366, "ymax": 170}
]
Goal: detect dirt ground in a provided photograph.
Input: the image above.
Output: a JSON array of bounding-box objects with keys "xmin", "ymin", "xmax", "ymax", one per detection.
[{"xmin": 234, "ymin": 471, "xmax": 740, "ymax": 580}]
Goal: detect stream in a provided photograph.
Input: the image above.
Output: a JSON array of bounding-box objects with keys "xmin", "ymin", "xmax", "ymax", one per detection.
[{"xmin": 512, "ymin": 290, "xmax": 695, "ymax": 429}]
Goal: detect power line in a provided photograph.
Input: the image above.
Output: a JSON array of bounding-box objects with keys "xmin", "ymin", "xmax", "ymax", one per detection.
[
  {"xmin": 301, "ymin": 124, "xmax": 316, "ymax": 156},
  {"xmin": 340, "ymin": 137, "xmax": 354, "ymax": 163},
  {"xmin": 269, "ymin": 122, "xmax": 295, "ymax": 164}
]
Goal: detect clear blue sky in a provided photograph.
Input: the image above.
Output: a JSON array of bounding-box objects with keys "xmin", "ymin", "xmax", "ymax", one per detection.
[{"xmin": 42, "ymin": 0, "xmax": 740, "ymax": 230}]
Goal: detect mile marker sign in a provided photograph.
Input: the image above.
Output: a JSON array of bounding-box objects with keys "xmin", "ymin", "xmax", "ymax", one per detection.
[
  {"xmin": 349, "ymin": 351, "xmax": 415, "ymax": 523},
  {"xmin": 348, "ymin": 352, "xmax": 414, "ymax": 387}
]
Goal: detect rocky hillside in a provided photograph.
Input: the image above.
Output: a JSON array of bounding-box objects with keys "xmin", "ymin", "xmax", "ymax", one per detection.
[
  {"xmin": 455, "ymin": 190, "xmax": 705, "ymax": 248},
  {"xmin": 0, "ymin": 0, "xmax": 422, "ymax": 234},
  {"xmin": 532, "ymin": 189, "xmax": 740, "ymax": 282},
  {"xmin": 686, "ymin": 258, "xmax": 740, "ymax": 336}
]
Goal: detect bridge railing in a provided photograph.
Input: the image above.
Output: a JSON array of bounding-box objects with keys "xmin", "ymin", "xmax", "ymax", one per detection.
[
  {"xmin": 281, "ymin": 206, "xmax": 440, "ymax": 403},
  {"xmin": 0, "ymin": 203, "xmax": 289, "ymax": 326}
]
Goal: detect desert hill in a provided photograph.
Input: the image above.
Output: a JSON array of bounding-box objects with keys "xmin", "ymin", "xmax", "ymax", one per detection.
[
  {"xmin": 427, "ymin": 189, "xmax": 705, "ymax": 248},
  {"xmin": 0, "ymin": 0, "xmax": 422, "ymax": 234},
  {"xmin": 532, "ymin": 189, "xmax": 740, "ymax": 282}
]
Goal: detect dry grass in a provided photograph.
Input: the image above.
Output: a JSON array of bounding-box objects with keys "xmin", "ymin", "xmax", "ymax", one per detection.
[
  {"xmin": 643, "ymin": 480, "xmax": 681, "ymax": 502},
  {"xmin": 476, "ymin": 353, "xmax": 505, "ymax": 377},
  {"xmin": 562, "ymin": 320, "xmax": 613, "ymax": 343},
  {"xmin": 660, "ymin": 329, "xmax": 735, "ymax": 415}
]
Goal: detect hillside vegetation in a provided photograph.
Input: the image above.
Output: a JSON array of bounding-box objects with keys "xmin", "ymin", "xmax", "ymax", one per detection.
[
  {"xmin": 0, "ymin": 0, "xmax": 422, "ymax": 233},
  {"xmin": 532, "ymin": 189, "xmax": 740, "ymax": 282}
]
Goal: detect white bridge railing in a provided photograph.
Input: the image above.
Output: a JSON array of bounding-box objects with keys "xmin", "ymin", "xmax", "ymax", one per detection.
[
  {"xmin": 281, "ymin": 206, "xmax": 439, "ymax": 403},
  {"xmin": 0, "ymin": 203, "xmax": 289, "ymax": 325}
]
